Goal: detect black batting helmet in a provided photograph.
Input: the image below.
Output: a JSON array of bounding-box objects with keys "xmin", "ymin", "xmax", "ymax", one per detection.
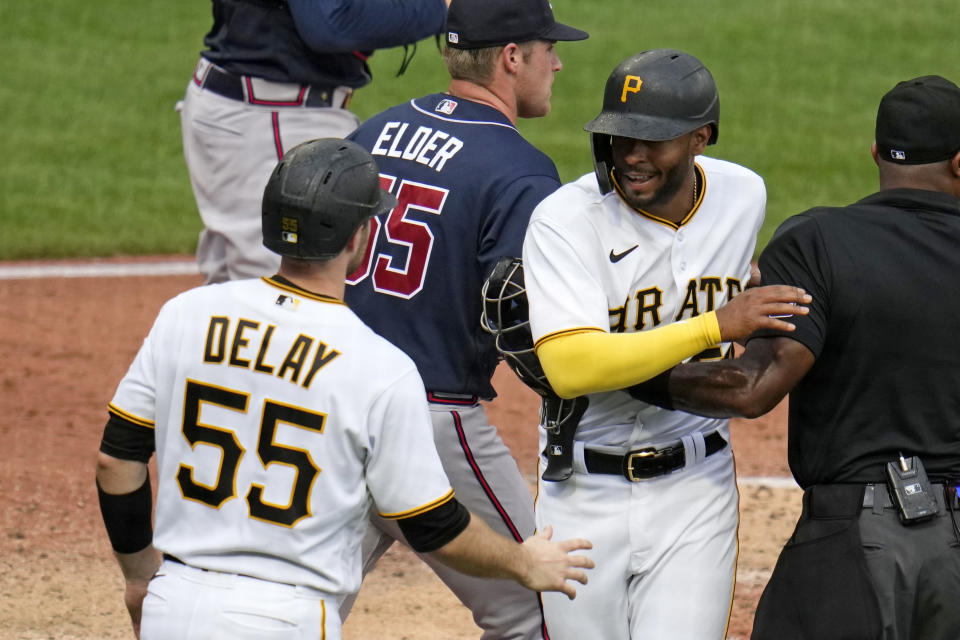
[
  {"xmin": 584, "ymin": 49, "xmax": 719, "ymax": 193},
  {"xmin": 262, "ymin": 138, "xmax": 397, "ymax": 260}
]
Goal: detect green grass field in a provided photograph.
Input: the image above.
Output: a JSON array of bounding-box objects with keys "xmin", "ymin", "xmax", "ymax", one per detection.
[{"xmin": 0, "ymin": 0, "xmax": 956, "ymax": 259}]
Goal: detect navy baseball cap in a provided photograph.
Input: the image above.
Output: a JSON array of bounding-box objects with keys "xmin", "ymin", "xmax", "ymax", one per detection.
[
  {"xmin": 445, "ymin": 0, "xmax": 588, "ymax": 50},
  {"xmin": 875, "ymin": 75, "xmax": 960, "ymax": 165}
]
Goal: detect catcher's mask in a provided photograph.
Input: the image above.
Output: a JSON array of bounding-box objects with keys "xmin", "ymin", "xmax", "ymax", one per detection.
[
  {"xmin": 262, "ymin": 138, "xmax": 397, "ymax": 260},
  {"xmin": 480, "ymin": 256, "xmax": 555, "ymax": 398},
  {"xmin": 481, "ymin": 257, "xmax": 590, "ymax": 481},
  {"xmin": 584, "ymin": 49, "xmax": 719, "ymax": 194}
]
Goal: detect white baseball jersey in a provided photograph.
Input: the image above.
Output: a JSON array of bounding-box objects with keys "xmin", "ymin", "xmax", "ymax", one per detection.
[
  {"xmin": 524, "ymin": 156, "xmax": 764, "ymax": 640},
  {"xmin": 109, "ymin": 276, "xmax": 453, "ymax": 595},
  {"xmin": 523, "ymin": 156, "xmax": 765, "ymax": 448}
]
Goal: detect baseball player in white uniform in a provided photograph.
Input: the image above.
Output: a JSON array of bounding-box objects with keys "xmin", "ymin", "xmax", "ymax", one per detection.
[
  {"xmin": 521, "ymin": 50, "xmax": 809, "ymax": 640},
  {"xmin": 95, "ymin": 139, "xmax": 593, "ymax": 640}
]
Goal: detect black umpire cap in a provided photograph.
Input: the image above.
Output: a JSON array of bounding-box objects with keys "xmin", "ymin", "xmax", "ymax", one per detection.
[
  {"xmin": 445, "ymin": 0, "xmax": 588, "ymax": 50},
  {"xmin": 875, "ymin": 75, "xmax": 960, "ymax": 165}
]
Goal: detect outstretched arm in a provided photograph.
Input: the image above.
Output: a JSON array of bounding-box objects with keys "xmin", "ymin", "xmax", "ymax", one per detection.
[
  {"xmin": 429, "ymin": 516, "xmax": 594, "ymax": 600},
  {"xmin": 537, "ymin": 285, "xmax": 811, "ymax": 399},
  {"xmin": 668, "ymin": 336, "xmax": 815, "ymax": 418}
]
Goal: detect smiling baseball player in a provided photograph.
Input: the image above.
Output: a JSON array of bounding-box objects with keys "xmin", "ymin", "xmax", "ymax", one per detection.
[
  {"xmin": 521, "ymin": 50, "xmax": 807, "ymax": 640},
  {"xmin": 94, "ymin": 139, "xmax": 593, "ymax": 640}
]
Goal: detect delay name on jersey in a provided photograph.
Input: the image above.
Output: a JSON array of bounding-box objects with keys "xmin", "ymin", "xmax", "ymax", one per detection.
[{"xmin": 203, "ymin": 316, "xmax": 341, "ymax": 389}]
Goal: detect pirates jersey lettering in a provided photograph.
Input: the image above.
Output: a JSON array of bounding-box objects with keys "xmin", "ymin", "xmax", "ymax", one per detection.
[{"xmin": 609, "ymin": 276, "xmax": 744, "ymax": 332}]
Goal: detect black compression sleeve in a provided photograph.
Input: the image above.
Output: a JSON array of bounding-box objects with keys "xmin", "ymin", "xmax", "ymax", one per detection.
[
  {"xmin": 625, "ymin": 368, "xmax": 675, "ymax": 410},
  {"xmin": 100, "ymin": 414, "xmax": 155, "ymax": 462},
  {"xmin": 396, "ymin": 498, "xmax": 471, "ymax": 553},
  {"xmin": 97, "ymin": 475, "xmax": 153, "ymax": 554}
]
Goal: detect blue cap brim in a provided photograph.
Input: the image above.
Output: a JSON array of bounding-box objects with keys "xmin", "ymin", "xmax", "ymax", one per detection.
[{"xmin": 543, "ymin": 22, "xmax": 589, "ymax": 42}]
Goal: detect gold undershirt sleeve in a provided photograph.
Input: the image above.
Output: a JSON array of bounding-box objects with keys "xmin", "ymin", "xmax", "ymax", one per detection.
[{"xmin": 535, "ymin": 312, "xmax": 722, "ymax": 399}]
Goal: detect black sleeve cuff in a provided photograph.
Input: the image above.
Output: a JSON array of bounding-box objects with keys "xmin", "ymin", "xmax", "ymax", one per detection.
[
  {"xmin": 397, "ymin": 498, "xmax": 471, "ymax": 553},
  {"xmin": 625, "ymin": 368, "xmax": 675, "ymax": 410},
  {"xmin": 100, "ymin": 414, "xmax": 155, "ymax": 462}
]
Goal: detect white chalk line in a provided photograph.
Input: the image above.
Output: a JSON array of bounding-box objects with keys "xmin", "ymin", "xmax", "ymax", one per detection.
[{"xmin": 0, "ymin": 259, "xmax": 200, "ymax": 280}]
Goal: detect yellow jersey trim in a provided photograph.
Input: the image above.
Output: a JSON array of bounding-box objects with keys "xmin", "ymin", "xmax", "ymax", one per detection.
[
  {"xmin": 262, "ymin": 276, "xmax": 348, "ymax": 306},
  {"xmin": 379, "ymin": 489, "xmax": 456, "ymax": 520},
  {"xmin": 107, "ymin": 403, "xmax": 155, "ymax": 429},
  {"xmin": 534, "ymin": 327, "xmax": 606, "ymax": 351}
]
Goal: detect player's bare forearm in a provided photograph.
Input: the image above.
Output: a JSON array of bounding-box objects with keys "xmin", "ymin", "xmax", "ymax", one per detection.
[
  {"xmin": 669, "ymin": 336, "xmax": 815, "ymax": 418},
  {"xmin": 430, "ymin": 517, "xmax": 593, "ymax": 598},
  {"xmin": 96, "ymin": 452, "xmax": 148, "ymax": 494},
  {"xmin": 96, "ymin": 452, "xmax": 157, "ymax": 636},
  {"xmin": 714, "ymin": 285, "xmax": 811, "ymax": 342},
  {"xmin": 115, "ymin": 545, "xmax": 160, "ymax": 639},
  {"xmin": 667, "ymin": 359, "xmax": 762, "ymax": 418}
]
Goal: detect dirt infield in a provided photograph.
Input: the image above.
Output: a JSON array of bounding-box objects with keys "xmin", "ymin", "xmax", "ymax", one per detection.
[{"xmin": 0, "ymin": 261, "xmax": 799, "ymax": 640}]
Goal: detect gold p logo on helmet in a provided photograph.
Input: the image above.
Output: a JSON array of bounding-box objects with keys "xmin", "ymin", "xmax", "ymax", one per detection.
[{"xmin": 620, "ymin": 75, "xmax": 643, "ymax": 102}]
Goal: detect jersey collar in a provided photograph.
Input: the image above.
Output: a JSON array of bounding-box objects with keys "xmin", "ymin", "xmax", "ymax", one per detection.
[
  {"xmin": 856, "ymin": 187, "xmax": 960, "ymax": 217},
  {"xmin": 263, "ymin": 275, "xmax": 347, "ymax": 305},
  {"xmin": 610, "ymin": 163, "xmax": 705, "ymax": 230}
]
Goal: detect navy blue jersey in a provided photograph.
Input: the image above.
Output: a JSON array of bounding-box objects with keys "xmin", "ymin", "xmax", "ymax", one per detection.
[
  {"xmin": 345, "ymin": 94, "xmax": 561, "ymax": 398},
  {"xmin": 204, "ymin": 0, "xmax": 445, "ymax": 87}
]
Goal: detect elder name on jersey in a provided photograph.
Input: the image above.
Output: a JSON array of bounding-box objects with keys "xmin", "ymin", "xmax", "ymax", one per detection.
[{"xmin": 370, "ymin": 121, "xmax": 464, "ymax": 173}]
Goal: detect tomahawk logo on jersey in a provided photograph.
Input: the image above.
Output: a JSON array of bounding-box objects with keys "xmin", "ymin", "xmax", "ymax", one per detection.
[{"xmin": 345, "ymin": 93, "xmax": 562, "ymax": 398}]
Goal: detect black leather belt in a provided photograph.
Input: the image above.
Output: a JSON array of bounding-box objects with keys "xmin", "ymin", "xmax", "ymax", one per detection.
[
  {"xmin": 584, "ymin": 430, "xmax": 728, "ymax": 481},
  {"xmin": 806, "ymin": 482, "xmax": 960, "ymax": 517},
  {"xmin": 197, "ymin": 63, "xmax": 348, "ymax": 108}
]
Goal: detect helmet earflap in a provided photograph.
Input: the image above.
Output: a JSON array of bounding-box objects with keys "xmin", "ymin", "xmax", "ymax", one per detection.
[{"xmin": 590, "ymin": 133, "xmax": 615, "ymax": 194}]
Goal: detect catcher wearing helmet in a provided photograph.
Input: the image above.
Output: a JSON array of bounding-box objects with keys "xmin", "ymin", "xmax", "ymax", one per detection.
[{"xmin": 517, "ymin": 50, "xmax": 811, "ymax": 639}]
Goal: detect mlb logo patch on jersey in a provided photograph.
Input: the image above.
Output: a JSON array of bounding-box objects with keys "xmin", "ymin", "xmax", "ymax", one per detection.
[
  {"xmin": 436, "ymin": 99, "xmax": 458, "ymax": 115},
  {"xmin": 447, "ymin": 32, "xmax": 459, "ymax": 44},
  {"xmin": 891, "ymin": 149, "xmax": 906, "ymax": 160},
  {"xmin": 275, "ymin": 294, "xmax": 300, "ymax": 310}
]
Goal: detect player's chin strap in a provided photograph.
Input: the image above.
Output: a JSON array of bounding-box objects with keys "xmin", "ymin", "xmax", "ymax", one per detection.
[{"xmin": 540, "ymin": 395, "xmax": 590, "ymax": 482}]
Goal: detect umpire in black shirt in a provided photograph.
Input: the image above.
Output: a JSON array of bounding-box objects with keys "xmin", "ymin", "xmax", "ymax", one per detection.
[{"xmin": 647, "ymin": 75, "xmax": 960, "ymax": 639}]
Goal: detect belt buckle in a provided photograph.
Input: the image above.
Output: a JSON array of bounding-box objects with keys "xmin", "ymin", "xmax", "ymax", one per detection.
[{"xmin": 625, "ymin": 447, "xmax": 658, "ymax": 482}]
